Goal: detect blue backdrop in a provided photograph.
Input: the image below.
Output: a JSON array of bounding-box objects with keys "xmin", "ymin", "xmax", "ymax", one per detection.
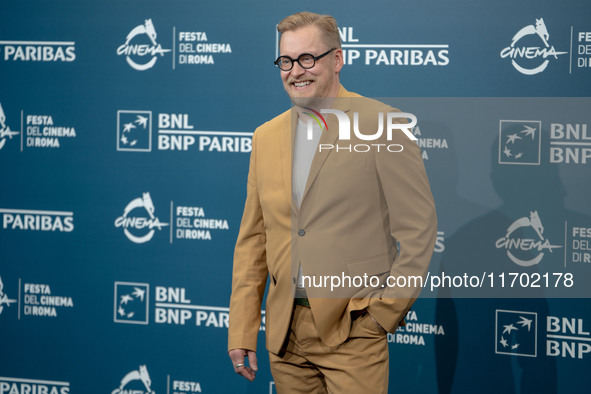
[{"xmin": 1, "ymin": 1, "xmax": 590, "ymax": 393}]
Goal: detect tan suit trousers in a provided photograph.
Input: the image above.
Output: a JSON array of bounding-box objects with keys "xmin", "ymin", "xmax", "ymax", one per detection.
[{"xmin": 269, "ymin": 305, "xmax": 389, "ymax": 394}]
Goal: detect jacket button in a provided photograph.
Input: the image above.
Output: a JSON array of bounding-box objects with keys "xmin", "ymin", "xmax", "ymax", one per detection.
[{"xmin": 298, "ymin": 229, "xmax": 305, "ymax": 236}]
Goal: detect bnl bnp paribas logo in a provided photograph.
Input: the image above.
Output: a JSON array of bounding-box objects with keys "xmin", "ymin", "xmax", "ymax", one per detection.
[
  {"xmin": 500, "ymin": 18, "xmax": 566, "ymax": 75},
  {"xmin": 114, "ymin": 192, "xmax": 169, "ymax": 244},
  {"xmin": 114, "ymin": 282, "xmax": 149, "ymax": 324},
  {"xmin": 117, "ymin": 110, "xmax": 252, "ymax": 153},
  {"xmin": 496, "ymin": 310, "xmax": 591, "ymax": 360},
  {"xmin": 500, "ymin": 119, "xmax": 591, "ymax": 166},
  {"xmin": 310, "ymin": 26, "xmax": 449, "ymax": 67},
  {"xmin": 117, "ymin": 110, "xmax": 151, "ymax": 151},
  {"xmin": 495, "ymin": 211, "xmax": 562, "ymax": 267},
  {"xmin": 114, "ymin": 281, "xmax": 242, "ymax": 330},
  {"xmin": 117, "ymin": 19, "xmax": 171, "ymax": 71},
  {"xmin": 496, "ymin": 310, "xmax": 537, "ymax": 357},
  {"xmin": 498, "ymin": 120, "xmax": 541, "ymax": 165},
  {"xmin": 0, "ymin": 39, "xmax": 75, "ymax": 62}
]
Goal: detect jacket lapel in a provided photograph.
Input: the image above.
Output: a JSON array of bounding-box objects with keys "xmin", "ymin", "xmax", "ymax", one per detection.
[
  {"xmin": 301, "ymin": 87, "xmax": 352, "ymax": 205},
  {"xmin": 280, "ymin": 109, "xmax": 294, "ymax": 213}
]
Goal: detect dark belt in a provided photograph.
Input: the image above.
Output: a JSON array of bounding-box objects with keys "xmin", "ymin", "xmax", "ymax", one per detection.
[{"xmin": 294, "ymin": 298, "xmax": 311, "ymax": 307}]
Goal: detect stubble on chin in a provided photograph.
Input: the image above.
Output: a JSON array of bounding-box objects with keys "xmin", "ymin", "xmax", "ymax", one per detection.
[{"xmin": 287, "ymin": 92, "xmax": 327, "ymax": 109}]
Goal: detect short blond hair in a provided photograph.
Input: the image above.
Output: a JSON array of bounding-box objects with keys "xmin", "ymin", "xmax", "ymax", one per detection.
[{"xmin": 277, "ymin": 12, "xmax": 341, "ymax": 49}]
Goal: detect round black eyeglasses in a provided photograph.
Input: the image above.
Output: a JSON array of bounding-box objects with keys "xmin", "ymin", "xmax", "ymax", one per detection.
[{"xmin": 274, "ymin": 48, "xmax": 336, "ymax": 71}]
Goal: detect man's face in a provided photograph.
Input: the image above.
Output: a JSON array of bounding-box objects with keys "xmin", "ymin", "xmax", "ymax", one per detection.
[{"xmin": 279, "ymin": 25, "xmax": 343, "ymax": 108}]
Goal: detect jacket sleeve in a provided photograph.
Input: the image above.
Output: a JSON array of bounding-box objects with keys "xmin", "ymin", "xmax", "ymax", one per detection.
[
  {"xmin": 228, "ymin": 130, "xmax": 269, "ymax": 352},
  {"xmin": 368, "ymin": 114, "xmax": 437, "ymax": 333}
]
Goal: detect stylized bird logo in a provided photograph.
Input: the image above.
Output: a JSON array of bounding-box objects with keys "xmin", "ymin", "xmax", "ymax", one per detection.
[
  {"xmin": 135, "ymin": 115, "xmax": 148, "ymax": 128},
  {"xmin": 123, "ymin": 122, "xmax": 137, "ymax": 133},
  {"xmin": 521, "ymin": 125, "xmax": 536, "ymax": 139},
  {"xmin": 132, "ymin": 287, "xmax": 146, "ymax": 301},
  {"xmin": 517, "ymin": 316, "xmax": 533, "ymax": 331},
  {"xmin": 503, "ymin": 324, "xmax": 518, "ymax": 335},
  {"xmin": 506, "ymin": 133, "xmax": 522, "ymax": 144}
]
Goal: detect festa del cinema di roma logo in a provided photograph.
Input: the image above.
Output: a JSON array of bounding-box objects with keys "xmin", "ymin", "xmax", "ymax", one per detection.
[
  {"xmin": 0, "ymin": 102, "xmax": 19, "ymax": 150},
  {"xmin": 117, "ymin": 18, "xmax": 171, "ymax": 71},
  {"xmin": 112, "ymin": 365, "xmax": 154, "ymax": 394},
  {"xmin": 114, "ymin": 192, "xmax": 169, "ymax": 244},
  {"xmin": 495, "ymin": 211, "xmax": 562, "ymax": 267},
  {"xmin": 0, "ymin": 276, "xmax": 17, "ymax": 316},
  {"xmin": 500, "ymin": 17, "xmax": 567, "ymax": 75}
]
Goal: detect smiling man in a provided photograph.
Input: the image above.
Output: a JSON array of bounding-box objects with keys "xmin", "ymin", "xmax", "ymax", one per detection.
[
  {"xmin": 228, "ymin": 12, "xmax": 437, "ymax": 393},
  {"xmin": 277, "ymin": 19, "xmax": 340, "ymax": 108}
]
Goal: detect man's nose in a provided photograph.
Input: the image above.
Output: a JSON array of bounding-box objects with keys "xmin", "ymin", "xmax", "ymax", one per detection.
[{"xmin": 290, "ymin": 60, "xmax": 306, "ymax": 77}]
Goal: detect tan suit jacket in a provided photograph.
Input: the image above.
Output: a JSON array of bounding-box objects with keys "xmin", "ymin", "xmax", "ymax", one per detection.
[{"xmin": 228, "ymin": 86, "xmax": 437, "ymax": 355}]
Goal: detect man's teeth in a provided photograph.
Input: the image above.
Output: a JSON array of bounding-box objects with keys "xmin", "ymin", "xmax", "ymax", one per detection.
[{"xmin": 294, "ymin": 81, "xmax": 311, "ymax": 87}]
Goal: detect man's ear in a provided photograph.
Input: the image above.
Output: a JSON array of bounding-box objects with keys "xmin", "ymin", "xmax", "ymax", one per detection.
[{"xmin": 334, "ymin": 48, "xmax": 344, "ymax": 73}]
